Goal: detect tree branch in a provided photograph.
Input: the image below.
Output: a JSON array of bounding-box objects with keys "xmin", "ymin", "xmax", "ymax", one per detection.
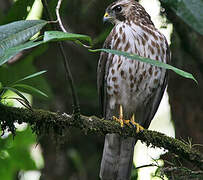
[{"xmin": 0, "ymin": 103, "xmax": 203, "ymax": 170}]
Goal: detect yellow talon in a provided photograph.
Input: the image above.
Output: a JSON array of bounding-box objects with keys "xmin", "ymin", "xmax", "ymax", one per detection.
[
  {"xmin": 113, "ymin": 105, "xmax": 124, "ymax": 127},
  {"xmin": 130, "ymin": 114, "xmax": 144, "ymax": 133},
  {"xmin": 112, "ymin": 106, "xmax": 144, "ymax": 133}
]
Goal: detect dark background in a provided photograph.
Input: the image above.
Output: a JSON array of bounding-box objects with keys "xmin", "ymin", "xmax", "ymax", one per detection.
[{"xmin": 0, "ymin": 0, "xmax": 203, "ymax": 179}]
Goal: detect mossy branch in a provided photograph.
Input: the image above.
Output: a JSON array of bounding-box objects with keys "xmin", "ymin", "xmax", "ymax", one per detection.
[{"xmin": 0, "ymin": 103, "xmax": 203, "ymax": 170}]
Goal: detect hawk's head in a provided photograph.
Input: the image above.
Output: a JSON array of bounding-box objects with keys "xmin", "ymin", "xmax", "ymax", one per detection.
[{"xmin": 103, "ymin": 0, "xmax": 153, "ymax": 26}]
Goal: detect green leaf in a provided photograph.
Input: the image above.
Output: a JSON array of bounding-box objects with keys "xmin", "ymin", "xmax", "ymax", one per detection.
[
  {"xmin": 0, "ymin": 127, "xmax": 37, "ymax": 180},
  {"xmin": 0, "ymin": 20, "xmax": 47, "ymax": 45},
  {"xmin": 0, "ymin": 20, "xmax": 48, "ymax": 65},
  {"xmin": 161, "ymin": 0, "xmax": 203, "ymax": 35},
  {"xmin": 12, "ymin": 84, "xmax": 48, "ymax": 98},
  {"xmin": 2, "ymin": 87, "xmax": 30, "ymax": 107},
  {"xmin": 6, "ymin": 128, "xmax": 37, "ymax": 170},
  {"xmin": 0, "ymin": 45, "xmax": 53, "ymax": 100},
  {"xmin": 43, "ymin": 31, "xmax": 92, "ymax": 45},
  {"xmin": 90, "ymin": 49, "xmax": 197, "ymax": 83},
  {"xmin": 0, "ymin": 40, "xmax": 43, "ymax": 66},
  {"xmin": 12, "ymin": 70, "xmax": 47, "ymax": 85}
]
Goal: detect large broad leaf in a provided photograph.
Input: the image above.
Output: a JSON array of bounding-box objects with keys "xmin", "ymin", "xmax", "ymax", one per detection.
[
  {"xmin": 0, "ymin": 20, "xmax": 47, "ymax": 44},
  {"xmin": 161, "ymin": 0, "xmax": 203, "ymax": 35},
  {"xmin": 0, "ymin": 20, "xmax": 48, "ymax": 65},
  {"xmin": 91, "ymin": 49, "xmax": 197, "ymax": 83}
]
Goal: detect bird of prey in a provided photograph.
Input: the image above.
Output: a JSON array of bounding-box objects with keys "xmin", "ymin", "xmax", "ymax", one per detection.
[{"xmin": 97, "ymin": 0, "xmax": 170, "ymax": 179}]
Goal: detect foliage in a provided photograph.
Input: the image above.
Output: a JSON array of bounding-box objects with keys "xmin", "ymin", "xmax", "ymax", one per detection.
[
  {"xmin": 0, "ymin": 70, "xmax": 48, "ymax": 108},
  {"xmin": 161, "ymin": 0, "xmax": 203, "ymax": 35},
  {"xmin": 0, "ymin": 127, "xmax": 37, "ymax": 180},
  {"xmin": 0, "ymin": 0, "xmax": 202, "ymax": 179},
  {"xmin": 0, "ymin": 45, "xmax": 52, "ymax": 101},
  {"xmin": 0, "ymin": 20, "xmax": 196, "ymax": 84},
  {"xmin": 0, "ymin": 20, "xmax": 47, "ymax": 65}
]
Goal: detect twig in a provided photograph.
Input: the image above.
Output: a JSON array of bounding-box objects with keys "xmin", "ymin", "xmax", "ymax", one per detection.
[
  {"xmin": 134, "ymin": 163, "xmax": 157, "ymax": 170},
  {"xmin": 0, "ymin": 104, "xmax": 203, "ymax": 170},
  {"xmin": 163, "ymin": 167, "xmax": 203, "ymax": 175},
  {"xmin": 55, "ymin": 0, "xmax": 91, "ymax": 49},
  {"xmin": 56, "ymin": 0, "xmax": 67, "ymax": 32},
  {"xmin": 41, "ymin": 0, "xmax": 80, "ymax": 116},
  {"xmin": 161, "ymin": 166, "xmax": 203, "ymax": 179}
]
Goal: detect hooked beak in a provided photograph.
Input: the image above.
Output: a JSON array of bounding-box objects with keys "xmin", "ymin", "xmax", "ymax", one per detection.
[{"xmin": 103, "ymin": 12, "xmax": 111, "ymax": 22}]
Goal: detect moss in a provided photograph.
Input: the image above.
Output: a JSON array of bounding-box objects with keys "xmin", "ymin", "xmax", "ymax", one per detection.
[{"xmin": 0, "ymin": 103, "xmax": 203, "ymax": 169}]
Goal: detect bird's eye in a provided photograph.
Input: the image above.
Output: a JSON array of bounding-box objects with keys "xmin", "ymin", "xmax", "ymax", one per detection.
[{"xmin": 113, "ymin": 5, "xmax": 122, "ymax": 13}]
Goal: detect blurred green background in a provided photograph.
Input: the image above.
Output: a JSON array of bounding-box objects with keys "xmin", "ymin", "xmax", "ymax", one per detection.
[{"xmin": 0, "ymin": 0, "xmax": 203, "ymax": 179}]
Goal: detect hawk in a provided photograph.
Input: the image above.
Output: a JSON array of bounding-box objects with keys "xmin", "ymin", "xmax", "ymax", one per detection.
[{"xmin": 97, "ymin": 0, "xmax": 170, "ymax": 180}]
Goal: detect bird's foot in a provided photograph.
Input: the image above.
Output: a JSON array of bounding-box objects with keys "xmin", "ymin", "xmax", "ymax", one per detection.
[
  {"xmin": 113, "ymin": 116, "xmax": 124, "ymax": 128},
  {"xmin": 112, "ymin": 105, "xmax": 144, "ymax": 133},
  {"xmin": 129, "ymin": 114, "xmax": 144, "ymax": 133},
  {"xmin": 112, "ymin": 104, "xmax": 125, "ymax": 127}
]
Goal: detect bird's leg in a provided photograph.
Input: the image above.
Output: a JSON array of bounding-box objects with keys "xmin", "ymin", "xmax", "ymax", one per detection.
[
  {"xmin": 113, "ymin": 106, "xmax": 144, "ymax": 132},
  {"xmin": 113, "ymin": 105, "xmax": 124, "ymax": 127},
  {"xmin": 129, "ymin": 114, "xmax": 144, "ymax": 133}
]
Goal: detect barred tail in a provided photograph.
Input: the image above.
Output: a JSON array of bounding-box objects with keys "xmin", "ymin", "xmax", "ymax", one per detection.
[{"xmin": 100, "ymin": 133, "xmax": 136, "ymax": 180}]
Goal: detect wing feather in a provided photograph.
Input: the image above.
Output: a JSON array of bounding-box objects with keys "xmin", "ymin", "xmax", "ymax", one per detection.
[
  {"xmin": 143, "ymin": 39, "xmax": 171, "ymax": 128},
  {"xmin": 97, "ymin": 31, "xmax": 113, "ymax": 117}
]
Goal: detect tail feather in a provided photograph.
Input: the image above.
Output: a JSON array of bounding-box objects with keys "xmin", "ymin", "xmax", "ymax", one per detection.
[{"xmin": 100, "ymin": 134, "xmax": 136, "ymax": 180}]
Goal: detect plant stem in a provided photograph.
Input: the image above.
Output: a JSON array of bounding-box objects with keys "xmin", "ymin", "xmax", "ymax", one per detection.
[{"xmin": 41, "ymin": 0, "xmax": 80, "ymax": 116}]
